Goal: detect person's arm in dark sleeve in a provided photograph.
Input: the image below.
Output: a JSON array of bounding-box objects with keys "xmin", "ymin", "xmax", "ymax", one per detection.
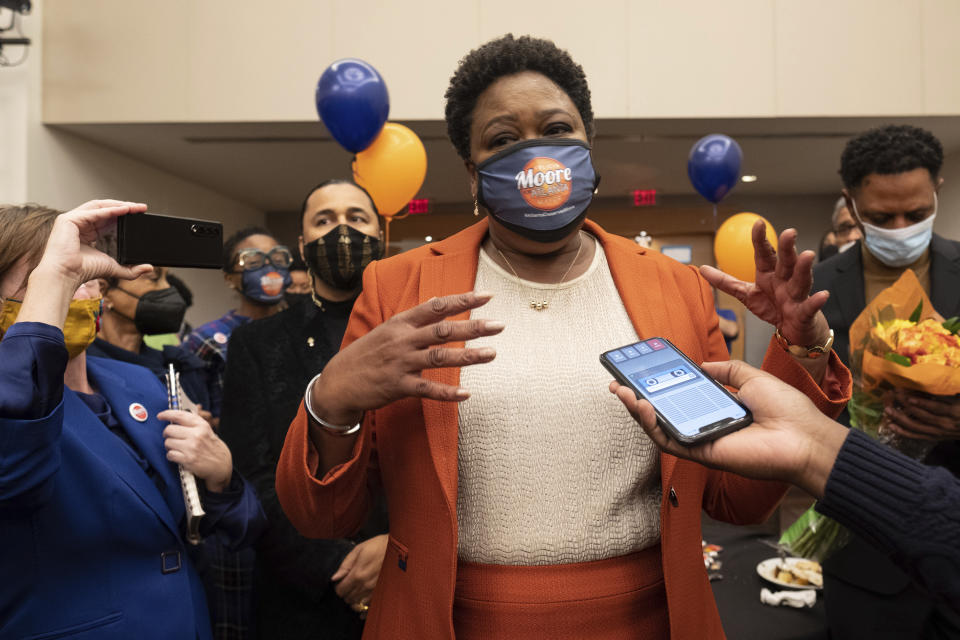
[
  {"xmin": 207, "ymin": 357, "xmax": 225, "ymax": 419},
  {"xmin": 816, "ymin": 429, "xmax": 960, "ymax": 611},
  {"xmin": 220, "ymin": 328, "xmax": 355, "ymax": 591},
  {"xmin": 0, "ymin": 323, "xmax": 69, "ymax": 506},
  {"xmin": 197, "ymin": 469, "xmax": 266, "ymax": 550}
]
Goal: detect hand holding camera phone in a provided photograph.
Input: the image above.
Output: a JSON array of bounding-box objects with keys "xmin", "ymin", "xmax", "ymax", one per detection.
[{"xmin": 601, "ymin": 337, "xmax": 752, "ymax": 445}]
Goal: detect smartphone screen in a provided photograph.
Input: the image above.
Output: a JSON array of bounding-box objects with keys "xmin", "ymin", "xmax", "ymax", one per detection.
[{"xmin": 601, "ymin": 337, "xmax": 750, "ymax": 443}]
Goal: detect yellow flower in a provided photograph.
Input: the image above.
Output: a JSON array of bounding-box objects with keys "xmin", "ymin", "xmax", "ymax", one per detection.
[
  {"xmin": 873, "ymin": 318, "xmax": 914, "ymax": 347},
  {"xmin": 896, "ymin": 319, "xmax": 960, "ymax": 366}
]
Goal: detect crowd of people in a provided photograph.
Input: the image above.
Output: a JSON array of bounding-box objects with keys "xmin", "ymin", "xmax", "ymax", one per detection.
[{"xmin": 1, "ymin": 33, "xmax": 958, "ymax": 640}]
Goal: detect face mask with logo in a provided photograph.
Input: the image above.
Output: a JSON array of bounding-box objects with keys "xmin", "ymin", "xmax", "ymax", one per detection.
[
  {"xmin": 476, "ymin": 138, "xmax": 601, "ymax": 243},
  {"xmin": 114, "ymin": 286, "xmax": 187, "ymax": 335},
  {"xmin": 851, "ymin": 194, "xmax": 937, "ymax": 267},
  {"xmin": 241, "ymin": 265, "xmax": 292, "ymax": 305},
  {"xmin": 303, "ymin": 224, "xmax": 382, "ymax": 292},
  {"xmin": 0, "ymin": 297, "xmax": 103, "ymax": 358}
]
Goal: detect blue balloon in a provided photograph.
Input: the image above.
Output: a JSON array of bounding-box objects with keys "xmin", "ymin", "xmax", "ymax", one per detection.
[
  {"xmin": 316, "ymin": 59, "xmax": 390, "ymax": 153},
  {"xmin": 687, "ymin": 134, "xmax": 742, "ymax": 204}
]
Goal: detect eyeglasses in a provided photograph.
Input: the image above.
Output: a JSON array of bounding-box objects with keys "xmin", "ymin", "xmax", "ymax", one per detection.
[{"xmin": 234, "ymin": 246, "xmax": 293, "ymax": 272}]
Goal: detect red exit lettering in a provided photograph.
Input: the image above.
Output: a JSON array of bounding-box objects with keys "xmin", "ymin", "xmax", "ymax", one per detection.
[
  {"xmin": 632, "ymin": 189, "xmax": 657, "ymax": 207},
  {"xmin": 407, "ymin": 199, "xmax": 430, "ymax": 214}
]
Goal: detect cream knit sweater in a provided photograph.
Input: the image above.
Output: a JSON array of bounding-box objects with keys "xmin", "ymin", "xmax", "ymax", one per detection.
[{"xmin": 457, "ymin": 239, "xmax": 662, "ymax": 566}]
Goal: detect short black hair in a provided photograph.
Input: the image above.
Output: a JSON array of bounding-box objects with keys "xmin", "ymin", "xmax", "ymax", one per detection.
[
  {"xmin": 840, "ymin": 125, "xmax": 943, "ymax": 190},
  {"xmin": 299, "ymin": 179, "xmax": 382, "ymax": 228},
  {"xmin": 444, "ymin": 34, "xmax": 595, "ymax": 161},
  {"xmin": 165, "ymin": 273, "xmax": 193, "ymax": 307},
  {"xmin": 289, "ymin": 257, "xmax": 307, "ymax": 272},
  {"xmin": 222, "ymin": 225, "xmax": 273, "ymax": 272}
]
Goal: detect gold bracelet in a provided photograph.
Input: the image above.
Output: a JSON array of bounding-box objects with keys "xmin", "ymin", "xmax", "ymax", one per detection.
[{"xmin": 774, "ymin": 328, "xmax": 834, "ymax": 359}]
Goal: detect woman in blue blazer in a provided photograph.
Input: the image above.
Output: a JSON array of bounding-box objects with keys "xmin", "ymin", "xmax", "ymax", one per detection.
[{"xmin": 0, "ymin": 200, "xmax": 266, "ymax": 640}]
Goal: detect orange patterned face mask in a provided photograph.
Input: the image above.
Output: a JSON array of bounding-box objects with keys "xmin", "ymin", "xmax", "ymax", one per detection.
[{"xmin": 0, "ymin": 297, "xmax": 103, "ymax": 358}]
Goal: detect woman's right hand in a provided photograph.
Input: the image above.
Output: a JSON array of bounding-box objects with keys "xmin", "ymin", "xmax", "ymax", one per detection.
[
  {"xmin": 311, "ymin": 291, "xmax": 504, "ymax": 425},
  {"xmin": 37, "ymin": 199, "xmax": 152, "ymax": 286}
]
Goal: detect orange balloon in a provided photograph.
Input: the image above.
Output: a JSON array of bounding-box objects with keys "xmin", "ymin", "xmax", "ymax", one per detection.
[
  {"xmin": 714, "ymin": 212, "xmax": 777, "ymax": 283},
  {"xmin": 352, "ymin": 122, "xmax": 427, "ymax": 217}
]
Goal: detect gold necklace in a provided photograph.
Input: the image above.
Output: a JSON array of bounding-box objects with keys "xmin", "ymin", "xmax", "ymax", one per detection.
[{"xmin": 495, "ymin": 233, "xmax": 585, "ymax": 311}]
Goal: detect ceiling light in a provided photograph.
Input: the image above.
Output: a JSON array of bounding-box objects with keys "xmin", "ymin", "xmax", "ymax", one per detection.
[
  {"xmin": 424, "ymin": 236, "xmax": 433, "ymax": 242},
  {"xmin": 741, "ymin": 175, "xmax": 758, "ymax": 183}
]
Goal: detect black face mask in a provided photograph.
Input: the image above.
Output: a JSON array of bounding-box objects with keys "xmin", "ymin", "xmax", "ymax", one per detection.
[
  {"xmin": 116, "ymin": 286, "xmax": 188, "ymax": 335},
  {"xmin": 283, "ymin": 291, "xmax": 312, "ymax": 308},
  {"xmin": 303, "ymin": 225, "xmax": 382, "ymax": 292}
]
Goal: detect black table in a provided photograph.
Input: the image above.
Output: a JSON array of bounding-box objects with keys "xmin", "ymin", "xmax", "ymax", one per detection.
[{"xmin": 702, "ymin": 520, "xmax": 827, "ymax": 640}]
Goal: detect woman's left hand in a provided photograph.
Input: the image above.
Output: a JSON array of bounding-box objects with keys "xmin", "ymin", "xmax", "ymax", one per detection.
[
  {"xmin": 159, "ymin": 409, "xmax": 233, "ymax": 492},
  {"xmin": 884, "ymin": 390, "xmax": 960, "ymax": 441},
  {"xmin": 701, "ymin": 221, "xmax": 831, "ymax": 349},
  {"xmin": 332, "ymin": 534, "xmax": 389, "ymax": 613}
]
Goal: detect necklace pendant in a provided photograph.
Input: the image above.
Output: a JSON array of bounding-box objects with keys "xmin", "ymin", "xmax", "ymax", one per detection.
[{"xmin": 530, "ymin": 300, "xmax": 548, "ymax": 311}]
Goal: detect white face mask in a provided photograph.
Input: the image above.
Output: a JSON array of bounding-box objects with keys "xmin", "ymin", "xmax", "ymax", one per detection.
[{"xmin": 850, "ymin": 194, "xmax": 936, "ymax": 267}]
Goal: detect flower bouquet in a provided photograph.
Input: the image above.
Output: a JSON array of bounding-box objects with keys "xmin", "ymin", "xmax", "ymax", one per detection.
[{"xmin": 780, "ymin": 269, "xmax": 960, "ymax": 561}]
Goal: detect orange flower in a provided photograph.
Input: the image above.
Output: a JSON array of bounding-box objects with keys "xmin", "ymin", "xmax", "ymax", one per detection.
[{"xmin": 893, "ymin": 319, "xmax": 960, "ymax": 366}]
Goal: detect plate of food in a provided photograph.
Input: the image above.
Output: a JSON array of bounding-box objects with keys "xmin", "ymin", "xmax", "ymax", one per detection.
[{"xmin": 756, "ymin": 557, "xmax": 823, "ymax": 590}]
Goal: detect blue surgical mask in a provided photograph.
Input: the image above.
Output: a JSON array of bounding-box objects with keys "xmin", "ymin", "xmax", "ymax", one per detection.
[
  {"xmin": 242, "ymin": 265, "xmax": 291, "ymax": 304},
  {"xmin": 851, "ymin": 194, "xmax": 937, "ymax": 267},
  {"xmin": 476, "ymin": 138, "xmax": 600, "ymax": 243}
]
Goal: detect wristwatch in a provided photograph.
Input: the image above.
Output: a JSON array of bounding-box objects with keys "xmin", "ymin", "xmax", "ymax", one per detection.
[{"xmin": 774, "ymin": 327, "xmax": 834, "ymax": 359}]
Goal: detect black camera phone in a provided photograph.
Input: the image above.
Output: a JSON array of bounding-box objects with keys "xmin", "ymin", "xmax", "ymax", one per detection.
[
  {"xmin": 600, "ymin": 337, "xmax": 752, "ymax": 445},
  {"xmin": 100, "ymin": 213, "xmax": 223, "ymax": 269}
]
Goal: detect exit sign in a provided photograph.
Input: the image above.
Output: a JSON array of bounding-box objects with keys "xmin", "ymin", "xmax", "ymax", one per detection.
[
  {"xmin": 632, "ymin": 189, "xmax": 657, "ymax": 207},
  {"xmin": 407, "ymin": 198, "xmax": 430, "ymax": 214}
]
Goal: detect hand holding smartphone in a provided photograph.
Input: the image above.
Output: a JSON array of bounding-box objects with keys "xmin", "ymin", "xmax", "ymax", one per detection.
[{"xmin": 601, "ymin": 337, "xmax": 752, "ymax": 445}]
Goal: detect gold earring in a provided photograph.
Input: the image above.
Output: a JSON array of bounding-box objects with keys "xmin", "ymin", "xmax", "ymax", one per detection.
[{"xmin": 473, "ymin": 197, "xmax": 479, "ymax": 217}]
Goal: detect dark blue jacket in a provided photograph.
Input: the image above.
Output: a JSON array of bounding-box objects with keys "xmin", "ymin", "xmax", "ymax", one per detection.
[{"xmin": 0, "ymin": 323, "xmax": 265, "ymax": 639}]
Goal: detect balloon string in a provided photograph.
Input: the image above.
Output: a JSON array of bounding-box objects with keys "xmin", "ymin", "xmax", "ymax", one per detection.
[
  {"xmin": 385, "ymin": 218, "xmax": 392, "ymax": 256},
  {"xmin": 712, "ymin": 202, "xmax": 719, "ymax": 305}
]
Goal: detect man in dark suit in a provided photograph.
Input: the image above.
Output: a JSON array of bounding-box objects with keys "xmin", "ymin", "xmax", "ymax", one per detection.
[
  {"xmin": 219, "ymin": 180, "xmax": 389, "ymax": 640},
  {"xmin": 812, "ymin": 124, "xmax": 960, "ymax": 639}
]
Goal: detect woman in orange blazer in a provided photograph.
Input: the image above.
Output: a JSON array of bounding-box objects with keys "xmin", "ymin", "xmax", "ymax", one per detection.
[{"xmin": 277, "ymin": 35, "xmax": 850, "ymax": 639}]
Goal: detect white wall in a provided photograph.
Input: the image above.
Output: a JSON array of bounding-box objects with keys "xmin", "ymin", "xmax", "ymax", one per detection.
[
  {"xmin": 0, "ymin": 11, "xmax": 29, "ymax": 203},
  {"xmin": 27, "ymin": 128, "xmax": 266, "ymax": 328},
  {"xmin": 41, "ymin": 0, "xmax": 960, "ymax": 124},
  {"xmin": 0, "ymin": 3, "xmax": 266, "ymax": 328},
  {"xmin": 935, "ymin": 151, "xmax": 960, "ymax": 241}
]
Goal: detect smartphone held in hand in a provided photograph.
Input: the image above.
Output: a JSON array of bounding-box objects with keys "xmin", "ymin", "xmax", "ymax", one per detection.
[
  {"xmin": 601, "ymin": 337, "xmax": 752, "ymax": 445},
  {"xmin": 99, "ymin": 212, "xmax": 223, "ymax": 269}
]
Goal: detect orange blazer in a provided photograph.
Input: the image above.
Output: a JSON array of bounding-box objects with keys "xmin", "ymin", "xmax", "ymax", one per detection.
[{"xmin": 277, "ymin": 219, "xmax": 851, "ymax": 640}]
